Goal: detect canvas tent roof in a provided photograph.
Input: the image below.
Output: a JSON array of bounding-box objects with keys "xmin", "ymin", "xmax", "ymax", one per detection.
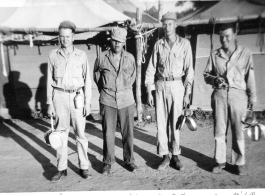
[
  {"xmin": 179, "ymin": 0, "xmax": 265, "ymax": 26},
  {"xmin": 104, "ymin": 0, "xmax": 158, "ymax": 23},
  {"xmin": 0, "ymin": 0, "xmax": 129, "ymax": 30}
]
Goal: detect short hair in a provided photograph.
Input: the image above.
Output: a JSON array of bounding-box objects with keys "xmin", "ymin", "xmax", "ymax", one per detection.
[{"xmin": 219, "ymin": 23, "xmax": 235, "ymax": 33}]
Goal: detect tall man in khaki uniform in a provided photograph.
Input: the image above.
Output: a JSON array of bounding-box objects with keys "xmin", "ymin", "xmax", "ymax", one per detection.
[
  {"xmin": 204, "ymin": 23, "xmax": 257, "ymax": 175},
  {"xmin": 47, "ymin": 21, "xmax": 92, "ymax": 182},
  {"xmin": 94, "ymin": 27, "xmax": 138, "ymax": 174},
  {"xmin": 145, "ymin": 12, "xmax": 194, "ymax": 171}
]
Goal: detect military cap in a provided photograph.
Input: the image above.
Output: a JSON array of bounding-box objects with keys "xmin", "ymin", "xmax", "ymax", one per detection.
[
  {"xmin": 161, "ymin": 12, "xmax": 177, "ymax": 22},
  {"xmin": 111, "ymin": 27, "xmax": 127, "ymax": 43},
  {"xmin": 58, "ymin": 21, "xmax": 76, "ymax": 33}
]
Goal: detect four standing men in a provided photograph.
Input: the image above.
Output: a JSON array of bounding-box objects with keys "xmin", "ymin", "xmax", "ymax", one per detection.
[
  {"xmin": 93, "ymin": 27, "xmax": 138, "ymax": 174},
  {"xmin": 47, "ymin": 21, "xmax": 92, "ymax": 182},
  {"xmin": 47, "ymin": 16, "xmax": 257, "ymax": 181},
  {"xmin": 204, "ymin": 23, "xmax": 256, "ymax": 175},
  {"xmin": 145, "ymin": 12, "xmax": 194, "ymax": 171}
]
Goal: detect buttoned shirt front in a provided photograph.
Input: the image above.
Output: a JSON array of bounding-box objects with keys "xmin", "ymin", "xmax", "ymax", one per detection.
[
  {"xmin": 204, "ymin": 45, "xmax": 257, "ymax": 102},
  {"xmin": 93, "ymin": 49, "xmax": 136, "ymax": 109},
  {"xmin": 145, "ymin": 36, "xmax": 194, "ymax": 94},
  {"xmin": 46, "ymin": 47, "xmax": 91, "ymax": 105}
]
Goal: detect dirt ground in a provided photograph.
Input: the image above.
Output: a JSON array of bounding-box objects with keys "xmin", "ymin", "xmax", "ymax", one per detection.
[{"xmin": 0, "ymin": 113, "xmax": 265, "ymax": 194}]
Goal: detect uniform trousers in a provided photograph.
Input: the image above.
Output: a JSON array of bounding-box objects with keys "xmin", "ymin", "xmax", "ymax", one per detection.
[
  {"xmin": 212, "ymin": 88, "xmax": 247, "ymax": 165},
  {"xmin": 155, "ymin": 80, "xmax": 185, "ymax": 156},
  {"xmin": 53, "ymin": 89, "xmax": 90, "ymax": 171},
  {"xmin": 100, "ymin": 104, "xmax": 135, "ymax": 165}
]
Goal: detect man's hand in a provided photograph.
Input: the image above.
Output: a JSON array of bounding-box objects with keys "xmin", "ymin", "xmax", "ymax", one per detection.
[
  {"xmin": 147, "ymin": 92, "xmax": 154, "ymax": 107},
  {"xmin": 215, "ymin": 77, "xmax": 225, "ymax": 87},
  {"xmin": 248, "ymin": 100, "xmax": 255, "ymax": 110},
  {"xmin": 83, "ymin": 104, "xmax": 91, "ymax": 117},
  {"xmin": 183, "ymin": 94, "xmax": 190, "ymax": 108},
  {"xmin": 47, "ymin": 104, "xmax": 55, "ymax": 117}
]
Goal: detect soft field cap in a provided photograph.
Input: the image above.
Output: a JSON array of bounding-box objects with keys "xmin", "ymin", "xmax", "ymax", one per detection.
[
  {"xmin": 59, "ymin": 21, "xmax": 76, "ymax": 33},
  {"xmin": 161, "ymin": 12, "xmax": 177, "ymax": 22},
  {"xmin": 111, "ymin": 27, "xmax": 127, "ymax": 43},
  {"xmin": 49, "ymin": 132, "xmax": 63, "ymax": 150}
]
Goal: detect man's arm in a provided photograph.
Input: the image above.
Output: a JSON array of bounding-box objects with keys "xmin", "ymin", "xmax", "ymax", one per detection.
[
  {"xmin": 145, "ymin": 43, "xmax": 158, "ymax": 106},
  {"xmin": 203, "ymin": 53, "xmax": 219, "ymax": 86},
  {"xmin": 183, "ymin": 41, "xmax": 194, "ymax": 96},
  {"xmin": 145, "ymin": 43, "xmax": 158, "ymax": 93},
  {"xmin": 93, "ymin": 57, "xmax": 102, "ymax": 92},
  {"xmin": 46, "ymin": 54, "xmax": 55, "ymax": 117},
  {"xmin": 245, "ymin": 53, "xmax": 257, "ymax": 109},
  {"xmin": 83, "ymin": 53, "xmax": 92, "ymax": 116}
]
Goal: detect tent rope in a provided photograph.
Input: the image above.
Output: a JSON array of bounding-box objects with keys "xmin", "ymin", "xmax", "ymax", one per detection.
[
  {"xmin": 209, "ymin": 17, "xmax": 216, "ymax": 53},
  {"xmin": 135, "ymin": 28, "xmax": 156, "ymax": 64},
  {"xmin": 256, "ymin": 18, "xmax": 264, "ymax": 52}
]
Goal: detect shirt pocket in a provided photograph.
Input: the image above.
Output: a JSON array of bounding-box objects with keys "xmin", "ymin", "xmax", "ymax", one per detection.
[
  {"xmin": 172, "ymin": 53, "xmax": 183, "ymax": 68},
  {"xmin": 72, "ymin": 63, "xmax": 83, "ymax": 78},
  {"xmin": 232, "ymin": 65, "xmax": 245, "ymax": 82},
  {"xmin": 54, "ymin": 63, "xmax": 64, "ymax": 78}
]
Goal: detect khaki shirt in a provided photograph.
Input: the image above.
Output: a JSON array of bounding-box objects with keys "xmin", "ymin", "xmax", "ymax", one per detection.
[
  {"xmin": 145, "ymin": 36, "xmax": 194, "ymax": 94},
  {"xmin": 47, "ymin": 47, "xmax": 92, "ymax": 105},
  {"xmin": 204, "ymin": 45, "xmax": 257, "ymax": 102},
  {"xmin": 93, "ymin": 49, "xmax": 136, "ymax": 109}
]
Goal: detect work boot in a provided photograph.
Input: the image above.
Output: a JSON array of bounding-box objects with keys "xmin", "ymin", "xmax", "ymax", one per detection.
[
  {"xmin": 125, "ymin": 163, "xmax": 139, "ymax": 172},
  {"xmin": 79, "ymin": 169, "xmax": 92, "ymax": 179},
  {"xmin": 51, "ymin": 169, "xmax": 67, "ymax": 182},
  {"xmin": 171, "ymin": 155, "xmax": 185, "ymax": 171},
  {"xmin": 157, "ymin": 155, "xmax": 170, "ymax": 170},
  {"xmin": 101, "ymin": 163, "xmax": 111, "ymax": 175},
  {"xmin": 236, "ymin": 165, "xmax": 246, "ymax": 176},
  {"xmin": 212, "ymin": 163, "xmax": 226, "ymax": 174}
]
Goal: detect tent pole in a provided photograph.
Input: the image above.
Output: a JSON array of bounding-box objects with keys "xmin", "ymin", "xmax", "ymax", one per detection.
[
  {"xmin": 1, "ymin": 13, "xmax": 265, "ymax": 34},
  {"xmin": 135, "ymin": 8, "xmax": 143, "ymax": 123}
]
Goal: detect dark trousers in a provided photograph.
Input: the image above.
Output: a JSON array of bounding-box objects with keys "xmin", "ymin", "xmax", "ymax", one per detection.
[{"xmin": 100, "ymin": 104, "xmax": 135, "ymax": 165}]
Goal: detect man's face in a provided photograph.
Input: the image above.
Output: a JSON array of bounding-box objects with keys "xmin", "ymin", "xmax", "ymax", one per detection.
[
  {"xmin": 220, "ymin": 28, "xmax": 236, "ymax": 50},
  {"xmin": 162, "ymin": 19, "xmax": 177, "ymax": 37},
  {"xmin": 59, "ymin": 28, "xmax": 74, "ymax": 48},
  {"xmin": 111, "ymin": 39, "xmax": 125, "ymax": 54}
]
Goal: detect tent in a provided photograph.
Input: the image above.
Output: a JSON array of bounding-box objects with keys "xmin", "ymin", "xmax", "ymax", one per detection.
[{"xmin": 179, "ymin": 0, "xmax": 265, "ymax": 111}]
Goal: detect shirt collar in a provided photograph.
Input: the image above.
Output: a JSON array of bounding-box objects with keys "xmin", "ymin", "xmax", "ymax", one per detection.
[
  {"xmin": 57, "ymin": 46, "xmax": 81, "ymax": 56},
  {"xmin": 218, "ymin": 45, "xmax": 243, "ymax": 59},
  {"xmin": 161, "ymin": 35, "xmax": 181, "ymax": 48},
  {"xmin": 105, "ymin": 48, "xmax": 127, "ymax": 58}
]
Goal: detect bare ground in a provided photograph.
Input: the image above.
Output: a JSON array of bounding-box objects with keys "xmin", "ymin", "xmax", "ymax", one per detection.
[{"xmin": 0, "ymin": 115, "xmax": 265, "ymax": 193}]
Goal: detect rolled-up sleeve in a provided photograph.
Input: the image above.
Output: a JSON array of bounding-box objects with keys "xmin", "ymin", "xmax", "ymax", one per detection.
[{"xmin": 183, "ymin": 41, "xmax": 194, "ymax": 95}]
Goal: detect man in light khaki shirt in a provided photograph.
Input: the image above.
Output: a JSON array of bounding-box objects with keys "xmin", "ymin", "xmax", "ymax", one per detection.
[
  {"xmin": 204, "ymin": 23, "xmax": 257, "ymax": 175},
  {"xmin": 47, "ymin": 21, "xmax": 92, "ymax": 182},
  {"xmin": 145, "ymin": 12, "xmax": 194, "ymax": 171}
]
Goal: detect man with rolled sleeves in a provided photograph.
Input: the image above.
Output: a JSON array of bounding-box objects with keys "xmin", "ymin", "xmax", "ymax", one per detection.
[
  {"xmin": 145, "ymin": 12, "xmax": 194, "ymax": 171},
  {"xmin": 47, "ymin": 21, "xmax": 92, "ymax": 182},
  {"xmin": 94, "ymin": 27, "xmax": 138, "ymax": 174},
  {"xmin": 203, "ymin": 23, "xmax": 257, "ymax": 175}
]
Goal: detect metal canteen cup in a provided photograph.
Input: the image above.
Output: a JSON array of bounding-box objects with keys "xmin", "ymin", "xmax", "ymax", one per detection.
[
  {"xmin": 74, "ymin": 91, "xmax": 84, "ymax": 109},
  {"xmin": 186, "ymin": 116, "xmax": 197, "ymax": 131},
  {"xmin": 242, "ymin": 109, "xmax": 257, "ymax": 130},
  {"xmin": 247, "ymin": 124, "xmax": 264, "ymax": 141}
]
